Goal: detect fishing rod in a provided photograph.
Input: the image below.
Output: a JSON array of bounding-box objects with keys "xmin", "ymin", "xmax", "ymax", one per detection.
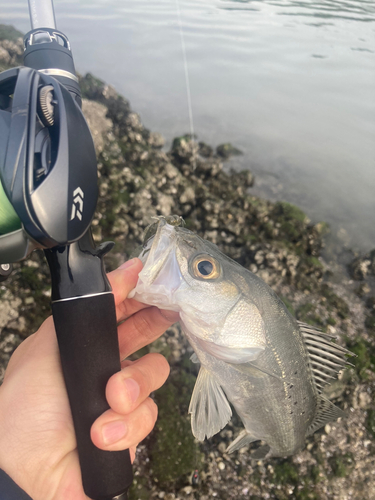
[{"xmin": 0, "ymin": 1, "xmax": 133, "ymax": 498}]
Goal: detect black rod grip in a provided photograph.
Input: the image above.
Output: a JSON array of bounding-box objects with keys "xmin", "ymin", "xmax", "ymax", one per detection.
[{"xmin": 52, "ymin": 293, "xmax": 133, "ymax": 500}]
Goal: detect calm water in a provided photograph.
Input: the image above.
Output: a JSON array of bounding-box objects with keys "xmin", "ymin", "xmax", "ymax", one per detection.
[{"xmin": 2, "ymin": 0, "xmax": 375, "ymax": 253}]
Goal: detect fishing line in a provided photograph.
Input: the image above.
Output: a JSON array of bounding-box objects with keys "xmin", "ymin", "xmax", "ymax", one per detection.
[
  {"xmin": 175, "ymin": 0, "xmax": 200, "ymax": 482},
  {"xmin": 175, "ymin": 0, "xmax": 197, "ymax": 170},
  {"xmin": 174, "ymin": 3, "xmax": 219, "ymax": 477}
]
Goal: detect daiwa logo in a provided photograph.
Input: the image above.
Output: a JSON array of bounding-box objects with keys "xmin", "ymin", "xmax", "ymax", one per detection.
[{"xmin": 70, "ymin": 187, "xmax": 84, "ymax": 221}]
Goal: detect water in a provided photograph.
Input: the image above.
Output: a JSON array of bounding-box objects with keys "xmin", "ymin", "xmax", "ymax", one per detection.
[{"xmin": 2, "ymin": 0, "xmax": 375, "ymax": 253}]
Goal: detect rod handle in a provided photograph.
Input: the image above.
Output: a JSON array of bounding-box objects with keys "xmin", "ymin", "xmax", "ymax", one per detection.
[{"xmin": 52, "ymin": 293, "xmax": 133, "ymax": 500}]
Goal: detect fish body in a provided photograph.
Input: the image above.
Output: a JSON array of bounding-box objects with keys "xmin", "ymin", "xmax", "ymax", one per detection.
[{"xmin": 129, "ymin": 215, "xmax": 353, "ymax": 458}]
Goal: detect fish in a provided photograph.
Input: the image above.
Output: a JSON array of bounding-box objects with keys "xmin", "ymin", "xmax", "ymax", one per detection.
[{"xmin": 128, "ymin": 215, "xmax": 354, "ymax": 458}]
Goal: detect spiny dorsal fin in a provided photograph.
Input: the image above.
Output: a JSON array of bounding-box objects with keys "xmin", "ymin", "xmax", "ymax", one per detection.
[
  {"xmin": 298, "ymin": 321, "xmax": 355, "ymax": 394},
  {"xmin": 307, "ymin": 396, "xmax": 346, "ymax": 436},
  {"xmin": 188, "ymin": 366, "xmax": 232, "ymax": 441}
]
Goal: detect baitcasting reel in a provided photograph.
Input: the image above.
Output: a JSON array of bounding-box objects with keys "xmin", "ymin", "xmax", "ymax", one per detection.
[{"xmin": 0, "ymin": 45, "xmax": 97, "ymax": 265}]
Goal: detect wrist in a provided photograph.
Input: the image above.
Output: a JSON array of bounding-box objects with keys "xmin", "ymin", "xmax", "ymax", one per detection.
[{"xmin": 0, "ymin": 469, "xmax": 33, "ymax": 499}]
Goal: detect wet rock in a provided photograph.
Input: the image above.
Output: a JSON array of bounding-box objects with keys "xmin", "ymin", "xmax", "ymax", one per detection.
[
  {"xmin": 349, "ymin": 250, "xmax": 375, "ymax": 280},
  {"xmin": 171, "ymin": 135, "xmax": 199, "ymax": 165},
  {"xmin": 230, "ymin": 169, "xmax": 254, "ymax": 188},
  {"xmin": 149, "ymin": 132, "xmax": 165, "ymax": 149},
  {"xmin": 0, "ymin": 24, "xmax": 23, "ymax": 42},
  {"xmin": 0, "ymin": 30, "xmax": 23, "ymax": 70},
  {"xmin": 198, "ymin": 141, "xmax": 213, "ymax": 158},
  {"xmin": 0, "ymin": 46, "xmax": 10, "ymax": 65},
  {"xmin": 179, "ymin": 187, "xmax": 195, "ymax": 205},
  {"xmin": 355, "ymin": 282, "xmax": 371, "ymax": 297},
  {"xmin": 194, "ymin": 158, "xmax": 223, "ymax": 178},
  {"xmin": 82, "ymin": 99, "xmax": 113, "ymax": 154},
  {"xmin": 366, "ymin": 295, "xmax": 375, "ymax": 311},
  {"xmin": 216, "ymin": 143, "xmax": 243, "ymax": 159}
]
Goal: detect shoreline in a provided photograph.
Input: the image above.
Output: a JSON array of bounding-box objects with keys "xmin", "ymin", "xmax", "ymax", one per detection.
[{"xmin": 0, "ymin": 27, "xmax": 374, "ymax": 500}]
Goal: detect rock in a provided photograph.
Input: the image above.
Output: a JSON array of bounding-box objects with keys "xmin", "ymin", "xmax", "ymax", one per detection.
[
  {"xmin": 216, "ymin": 142, "xmax": 243, "ymax": 159},
  {"xmin": 218, "ymin": 442, "xmax": 227, "ymax": 454},
  {"xmin": 231, "ymin": 169, "xmax": 254, "ymax": 188},
  {"xmin": 355, "ymin": 282, "xmax": 371, "ymax": 297},
  {"xmin": 82, "ymin": 99, "xmax": 113, "ymax": 154},
  {"xmin": 0, "ymin": 36, "xmax": 23, "ymax": 68},
  {"xmin": 0, "ymin": 46, "xmax": 10, "ymax": 65},
  {"xmin": 359, "ymin": 391, "xmax": 371, "ymax": 409},
  {"xmin": 194, "ymin": 158, "xmax": 222, "ymax": 178},
  {"xmin": 198, "ymin": 141, "xmax": 213, "ymax": 158},
  {"xmin": 149, "ymin": 132, "xmax": 165, "ymax": 149},
  {"xmin": 181, "ymin": 485, "xmax": 193, "ymax": 494},
  {"xmin": 0, "ymin": 24, "xmax": 23, "ymax": 42},
  {"xmin": 171, "ymin": 135, "xmax": 199, "ymax": 164},
  {"xmin": 349, "ymin": 250, "xmax": 375, "ymax": 280},
  {"xmin": 179, "ymin": 187, "xmax": 195, "ymax": 204},
  {"xmin": 349, "ymin": 257, "xmax": 372, "ymax": 280}
]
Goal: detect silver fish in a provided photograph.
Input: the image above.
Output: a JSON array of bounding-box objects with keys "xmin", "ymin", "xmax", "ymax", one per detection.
[{"xmin": 129, "ymin": 215, "xmax": 354, "ymax": 458}]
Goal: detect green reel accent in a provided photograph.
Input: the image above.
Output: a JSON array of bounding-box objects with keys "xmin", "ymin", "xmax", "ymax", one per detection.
[{"xmin": 0, "ymin": 179, "xmax": 22, "ymax": 235}]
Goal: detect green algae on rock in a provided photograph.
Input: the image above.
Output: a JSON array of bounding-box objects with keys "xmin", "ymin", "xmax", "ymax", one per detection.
[
  {"xmin": 0, "ymin": 24, "xmax": 23, "ymax": 42},
  {"xmin": 149, "ymin": 368, "xmax": 199, "ymax": 485}
]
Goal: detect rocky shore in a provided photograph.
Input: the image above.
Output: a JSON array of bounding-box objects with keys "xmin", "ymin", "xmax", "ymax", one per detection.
[{"xmin": 1, "ymin": 26, "xmax": 375, "ymax": 500}]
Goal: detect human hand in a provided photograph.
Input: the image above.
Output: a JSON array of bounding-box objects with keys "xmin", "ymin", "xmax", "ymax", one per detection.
[{"xmin": 0, "ymin": 258, "xmax": 178, "ymax": 500}]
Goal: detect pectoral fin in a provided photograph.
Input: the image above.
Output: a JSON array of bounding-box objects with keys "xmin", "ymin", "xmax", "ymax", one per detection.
[{"xmin": 188, "ymin": 366, "xmax": 232, "ymax": 441}]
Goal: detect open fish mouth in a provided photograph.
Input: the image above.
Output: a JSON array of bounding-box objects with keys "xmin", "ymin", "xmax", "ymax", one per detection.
[{"xmin": 128, "ymin": 216, "xmax": 184, "ymax": 309}]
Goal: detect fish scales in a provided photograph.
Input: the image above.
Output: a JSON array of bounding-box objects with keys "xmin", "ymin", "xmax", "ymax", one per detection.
[
  {"xmin": 129, "ymin": 216, "xmax": 354, "ymax": 458},
  {"xmin": 210, "ymin": 272, "xmax": 316, "ymax": 456}
]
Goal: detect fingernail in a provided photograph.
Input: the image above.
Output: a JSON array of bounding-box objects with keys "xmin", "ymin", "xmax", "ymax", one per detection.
[
  {"xmin": 124, "ymin": 378, "xmax": 140, "ymax": 404},
  {"xmin": 102, "ymin": 420, "xmax": 127, "ymax": 445},
  {"xmin": 119, "ymin": 259, "xmax": 136, "ymax": 270}
]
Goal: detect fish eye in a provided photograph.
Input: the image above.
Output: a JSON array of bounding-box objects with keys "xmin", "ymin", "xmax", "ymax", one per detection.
[{"xmin": 191, "ymin": 255, "xmax": 221, "ymax": 280}]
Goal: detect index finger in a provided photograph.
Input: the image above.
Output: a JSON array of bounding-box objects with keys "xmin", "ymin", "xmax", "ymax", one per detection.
[{"xmin": 107, "ymin": 258, "xmax": 148, "ymax": 321}]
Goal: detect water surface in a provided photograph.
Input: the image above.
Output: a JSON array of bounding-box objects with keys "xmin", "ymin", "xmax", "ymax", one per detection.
[{"xmin": 2, "ymin": 0, "xmax": 375, "ymax": 252}]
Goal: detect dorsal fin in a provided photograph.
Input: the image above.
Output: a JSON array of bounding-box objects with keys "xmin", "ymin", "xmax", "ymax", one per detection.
[
  {"xmin": 307, "ymin": 396, "xmax": 346, "ymax": 436},
  {"xmin": 298, "ymin": 321, "xmax": 355, "ymax": 394}
]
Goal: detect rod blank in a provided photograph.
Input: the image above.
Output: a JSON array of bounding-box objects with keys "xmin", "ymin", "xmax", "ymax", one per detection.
[{"xmin": 28, "ymin": 0, "xmax": 56, "ymax": 29}]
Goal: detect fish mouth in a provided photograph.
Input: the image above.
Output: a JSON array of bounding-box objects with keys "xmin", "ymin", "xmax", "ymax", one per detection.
[{"xmin": 128, "ymin": 217, "xmax": 184, "ymax": 310}]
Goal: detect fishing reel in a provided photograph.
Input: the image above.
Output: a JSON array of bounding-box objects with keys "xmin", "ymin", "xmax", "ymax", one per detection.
[{"xmin": 0, "ymin": 60, "xmax": 98, "ymax": 267}]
